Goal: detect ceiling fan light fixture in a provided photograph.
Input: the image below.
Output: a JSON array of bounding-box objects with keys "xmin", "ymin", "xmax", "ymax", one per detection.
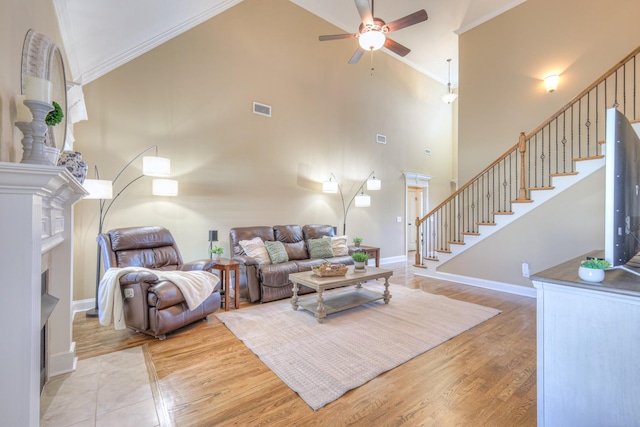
[{"xmin": 359, "ymin": 30, "xmax": 385, "ymax": 51}]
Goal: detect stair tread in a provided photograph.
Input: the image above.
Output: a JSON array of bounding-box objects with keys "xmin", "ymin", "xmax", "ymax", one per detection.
[
  {"xmin": 575, "ymin": 154, "xmax": 604, "ymax": 161},
  {"xmin": 448, "ymin": 241, "xmax": 465, "ymax": 245},
  {"xmin": 423, "ymin": 257, "xmax": 438, "ymax": 262},
  {"xmin": 529, "ymin": 186, "xmax": 555, "ymax": 191},
  {"xmin": 512, "ymin": 199, "xmax": 534, "ymax": 203},
  {"xmin": 550, "ymin": 171, "xmax": 579, "ymax": 177},
  {"xmin": 476, "ymin": 222, "xmax": 497, "ymax": 226},
  {"xmin": 435, "ymin": 249, "xmax": 452, "ymax": 254},
  {"xmin": 493, "ymin": 211, "xmax": 514, "ymax": 215},
  {"xmin": 462, "ymin": 232, "xmax": 480, "ymax": 236}
]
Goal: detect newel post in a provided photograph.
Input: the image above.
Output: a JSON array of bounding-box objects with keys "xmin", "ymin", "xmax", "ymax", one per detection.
[{"xmin": 517, "ymin": 132, "xmax": 529, "ymax": 201}]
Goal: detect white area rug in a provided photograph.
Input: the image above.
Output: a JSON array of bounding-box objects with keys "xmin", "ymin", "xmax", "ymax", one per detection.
[{"xmin": 216, "ymin": 283, "xmax": 501, "ymax": 411}]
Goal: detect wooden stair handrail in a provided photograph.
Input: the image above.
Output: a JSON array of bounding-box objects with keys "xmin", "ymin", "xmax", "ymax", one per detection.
[
  {"xmin": 416, "ymin": 45, "xmax": 640, "ymax": 228},
  {"xmin": 416, "ymin": 138, "xmax": 521, "ymax": 226}
]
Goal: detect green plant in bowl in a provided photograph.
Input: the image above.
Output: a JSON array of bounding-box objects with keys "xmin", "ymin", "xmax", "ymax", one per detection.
[
  {"xmin": 351, "ymin": 251, "xmax": 369, "ymax": 262},
  {"xmin": 580, "ymin": 259, "xmax": 611, "ymax": 269}
]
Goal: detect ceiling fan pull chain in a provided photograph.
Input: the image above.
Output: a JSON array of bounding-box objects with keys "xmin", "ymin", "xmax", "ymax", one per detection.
[{"xmin": 370, "ymin": 49, "xmax": 375, "ymax": 76}]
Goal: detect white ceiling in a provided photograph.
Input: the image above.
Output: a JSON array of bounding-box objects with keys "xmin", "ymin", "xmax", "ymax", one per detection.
[{"xmin": 53, "ymin": 0, "xmax": 525, "ymax": 88}]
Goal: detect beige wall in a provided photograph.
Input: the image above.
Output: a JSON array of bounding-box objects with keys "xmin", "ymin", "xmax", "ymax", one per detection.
[
  {"xmin": 458, "ymin": 0, "xmax": 640, "ymax": 183},
  {"xmin": 71, "ymin": 0, "xmax": 453, "ymax": 300},
  {"xmin": 0, "ymin": 0, "xmax": 64, "ymax": 162},
  {"xmin": 439, "ymin": 168, "xmax": 605, "ymax": 286},
  {"xmin": 450, "ymin": 0, "xmax": 640, "ymax": 287}
]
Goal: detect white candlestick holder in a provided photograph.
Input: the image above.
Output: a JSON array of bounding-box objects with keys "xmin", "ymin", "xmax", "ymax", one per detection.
[
  {"xmin": 15, "ymin": 122, "xmax": 34, "ymax": 163},
  {"xmin": 22, "ymin": 99, "xmax": 53, "ymax": 165}
]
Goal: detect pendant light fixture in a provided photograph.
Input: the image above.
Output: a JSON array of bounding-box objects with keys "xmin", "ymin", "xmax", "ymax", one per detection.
[{"xmin": 441, "ymin": 58, "xmax": 458, "ymax": 104}]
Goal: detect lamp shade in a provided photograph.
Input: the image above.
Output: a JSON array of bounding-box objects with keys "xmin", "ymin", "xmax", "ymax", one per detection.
[
  {"xmin": 545, "ymin": 74, "xmax": 559, "ymax": 92},
  {"xmin": 143, "ymin": 156, "xmax": 171, "ymax": 177},
  {"xmin": 359, "ymin": 30, "xmax": 385, "ymax": 51},
  {"xmin": 441, "ymin": 92, "xmax": 458, "ymax": 104},
  {"xmin": 366, "ymin": 176, "xmax": 381, "ymax": 191},
  {"xmin": 354, "ymin": 192, "xmax": 371, "ymax": 207},
  {"xmin": 82, "ymin": 179, "xmax": 113, "ymax": 199},
  {"xmin": 323, "ymin": 179, "xmax": 338, "ymax": 193},
  {"xmin": 152, "ymin": 179, "xmax": 178, "ymax": 196}
]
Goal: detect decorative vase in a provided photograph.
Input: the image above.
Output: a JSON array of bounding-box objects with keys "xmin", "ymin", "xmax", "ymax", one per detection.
[
  {"xmin": 57, "ymin": 151, "xmax": 88, "ymax": 183},
  {"xmin": 354, "ymin": 261, "xmax": 366, "ymax": 270},
  {"xmin": 578, "ymin": 266, "xmax": 605, "ymax": 283},
  {"xmin": 354, "ymin": 242, "xmax": 361, "ymax": 248},
  {"xmin": 211, "ymin": 253, "xmax": 222, "ymax": 261}
]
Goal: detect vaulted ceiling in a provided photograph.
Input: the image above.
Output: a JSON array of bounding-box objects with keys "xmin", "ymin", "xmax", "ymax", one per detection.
[{"xmin": 53, "ymin": 0, "xmax": 525, "ymax": 88}]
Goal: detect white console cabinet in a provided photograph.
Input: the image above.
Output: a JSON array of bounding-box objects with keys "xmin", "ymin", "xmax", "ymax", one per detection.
[{"xmin": 532, "ymin": 252, "xmax": 640, "ymax": 427}]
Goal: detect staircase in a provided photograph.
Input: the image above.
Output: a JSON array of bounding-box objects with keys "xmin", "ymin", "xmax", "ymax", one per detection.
[{"xmin": 414, "ymin": 45, "xmax": 640, "ymax": 277}]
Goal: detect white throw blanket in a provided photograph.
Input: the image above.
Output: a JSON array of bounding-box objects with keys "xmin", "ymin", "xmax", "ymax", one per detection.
[{"xmin": 99, "ymin": 267, "xmax": 219, "ymax": 330}]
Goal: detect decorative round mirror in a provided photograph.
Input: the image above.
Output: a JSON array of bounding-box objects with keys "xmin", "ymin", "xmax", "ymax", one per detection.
[{"xmin": 21, "ymin": 29, "xmax": 68, "ymax": 151}]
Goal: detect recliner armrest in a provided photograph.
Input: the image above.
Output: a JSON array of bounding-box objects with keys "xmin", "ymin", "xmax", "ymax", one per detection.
[
  {"xmin": 119, "ymin": 271, "xmax": 159, "ymax": 285},
  {"xmin": 232, "ymin": 255, "xmax": 259, "ymax": 266},
  {"xmin": 181, "ymin": 259, "xmax": 216, "ymax": 271}
]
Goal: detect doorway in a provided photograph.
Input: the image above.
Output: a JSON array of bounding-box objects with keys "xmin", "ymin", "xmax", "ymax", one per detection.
[{"xmin": 404, "ymin": 173, "xmax": 431, "ymax": 257}]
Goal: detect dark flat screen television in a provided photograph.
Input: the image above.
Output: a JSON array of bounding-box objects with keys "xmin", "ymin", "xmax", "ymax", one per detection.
[{"xmin": 604, "ymin": 108, "xmax": 640, "ymax": 271}]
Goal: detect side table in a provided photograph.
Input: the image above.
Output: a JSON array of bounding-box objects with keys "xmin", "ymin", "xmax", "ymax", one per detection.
[
  {"xmin": 348, "ymin": 245, "xmax": 380, "ymax": 267},
  {"xmin": 210, "ymin": 258, "xmax": 240, "ymax": 311}
]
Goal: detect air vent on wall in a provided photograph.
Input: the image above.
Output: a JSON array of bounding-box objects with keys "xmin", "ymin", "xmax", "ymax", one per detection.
[
  {"xmin": 253, "ymin": 102, "xmax": 271, "ymax": 117},
  {"xmin": 376, "ymin": 134, "xmax": 387, "ymax": 144}
]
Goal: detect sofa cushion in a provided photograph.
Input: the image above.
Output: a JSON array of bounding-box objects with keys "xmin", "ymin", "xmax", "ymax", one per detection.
[
  {"xmin": 264, "ymin": 240, "xmax": 289, "ymax": 264},
  {"xmin": 325, "ymin": 235, "xmax": 349, "ymax": 256},
  {"xmin": 260, "ymin": 261, "xmax": 299, "ymax": 287},
  {"xmin": 274, "ymin": 225, "xmax": 304, "ymax": 244},
  {"xmin": 302, "ymin": 224, "xmax": 334, "ymax": 241},
  {"xmin": 283, "ymin": 240, "xmax": 308, "ymax": 260},
  {"xmin": 292, "ymin": 258, "xmax": 326, "ymax": 272},
  {"xmin": 308, "ymin": 238, "xmax": 334, "ymax": 259},
  {"xmin": 239, "ymin": 237, "xmax": 271, "ymax": 265}
]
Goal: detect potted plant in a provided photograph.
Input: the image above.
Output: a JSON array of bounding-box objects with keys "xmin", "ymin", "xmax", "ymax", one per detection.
[
  {"xmin": 578, "ymin": 258, "xmax": 611, "ymax": 282},
  {"xmin": 352, "ymin": 251, "xmax": 369, "ymax": 270},
  {"xmin": 210, "ymin": 245, "xmax": 224, "ymax": 260},
  {"xmin": 353, "ymin": 237, "xmax": 363, "ymax": 248}
]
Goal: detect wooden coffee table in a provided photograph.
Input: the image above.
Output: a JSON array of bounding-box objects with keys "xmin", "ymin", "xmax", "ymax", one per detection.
[{"xmin": 289, "ymin": 266, "xmax": 393, "ymax": 323}]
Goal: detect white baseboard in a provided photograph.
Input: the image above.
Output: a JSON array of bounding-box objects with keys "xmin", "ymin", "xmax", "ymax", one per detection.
[
  {"xmin": 73, "ymin": 298, "xmax": 95, "ymax": 316},
  {"xmin": 414, "ymin": 269, "xmax": 537, "ymax": 298},
  {"xmin": 49, "ymin": 341, "xmax": 77, "ymax": 377},
  {"xmin": 380, "ymin": 255, "xmax": 407, "ymax": 265}
]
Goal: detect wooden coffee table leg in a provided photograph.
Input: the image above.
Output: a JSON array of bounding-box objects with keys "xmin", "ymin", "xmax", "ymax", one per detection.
[
  {"xmin": 383, "ymin": 277, "xmax": 391, "ymax": 304},
  {"xmin": 291, "ymin": 282, "xmax": 299, "ymax": 310},
  {"xmin": 316, "ymin": 289, "xmax": 326, "ymax": 323}
]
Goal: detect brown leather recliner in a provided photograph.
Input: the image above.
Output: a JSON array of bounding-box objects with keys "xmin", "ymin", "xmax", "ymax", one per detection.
[{"xmin": 97, "ymin": 226, "xmax": 221, "ymax": 339}]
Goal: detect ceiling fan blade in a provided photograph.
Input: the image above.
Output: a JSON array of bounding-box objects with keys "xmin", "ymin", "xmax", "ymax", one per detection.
[
  {"xmin": 354, "ymin": 0, "xmax": 373, "ymax": 26},
  {"xmin": 319, "ymin": 33, "xmax": 358, "ymax": 41},
  {"xmin": 384, "ymin": 38, "xmax": 411, "ymax": 57},
  {"xmin": 348, "ymin": 47, "xmax": 365, "ymax": 64},
  {"xmin": 385, "ymin": 9, "xmax": 428, "ymax": 33}
]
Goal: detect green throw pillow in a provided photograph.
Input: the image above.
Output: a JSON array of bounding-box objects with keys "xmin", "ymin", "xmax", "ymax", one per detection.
[
  {"xmin": 264, "ymin": 240, "xmax": 289, "ymax": 264},
  {"xmin": 308, "ymin": 238, "xmax": 334, "ymax": 259}
]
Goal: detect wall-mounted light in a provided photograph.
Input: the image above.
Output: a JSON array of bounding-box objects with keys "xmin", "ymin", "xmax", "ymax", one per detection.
[{"xmin": 545, "ymin": 74, "xmax": 559, "ymax": 93}]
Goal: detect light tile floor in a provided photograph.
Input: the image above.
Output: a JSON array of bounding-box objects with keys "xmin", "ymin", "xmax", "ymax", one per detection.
[{"xmin": 40, "ymin": 346, "xmax": 159, "ymax": 427}]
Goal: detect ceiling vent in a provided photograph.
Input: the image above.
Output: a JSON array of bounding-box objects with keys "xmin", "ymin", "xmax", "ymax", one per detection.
[
  {"xmin": 376, "ymin": 134, "xmax": 387, "ymax": 144},
  {"xmin": 253, "ymin": 102, "xmax": 271, "ymax": 117}
]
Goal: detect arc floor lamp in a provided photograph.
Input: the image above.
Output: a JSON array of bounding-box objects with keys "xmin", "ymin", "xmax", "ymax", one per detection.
[
  {"xmin": 323, "ymin": 171, "xmax": 381, "ymax": 235},
  {"xmin": 82, "ymin": 145, "xmax": 178, "ymax": 318}
]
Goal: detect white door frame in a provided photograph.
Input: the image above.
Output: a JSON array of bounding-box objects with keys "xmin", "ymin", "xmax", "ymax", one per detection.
[{"xmin": 403, "ymin": 172, "xmax": 431, "ymax": 256}]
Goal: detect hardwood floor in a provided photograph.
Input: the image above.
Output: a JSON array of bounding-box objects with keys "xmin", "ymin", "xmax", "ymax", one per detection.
[{"xmin": 73, "ymin": 260, "xmax": 537, "ymax": 426}]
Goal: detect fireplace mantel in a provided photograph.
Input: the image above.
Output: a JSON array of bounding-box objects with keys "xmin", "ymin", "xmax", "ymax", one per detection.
[{"xmin": 0, "ymin": 161, "xmax": 87, "ymax": 427}]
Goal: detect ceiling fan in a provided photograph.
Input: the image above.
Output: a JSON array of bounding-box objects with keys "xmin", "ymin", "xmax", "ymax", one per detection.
[{"xmin": 319, "ymin": 0, "xmax": 428, "ymax": 64}]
